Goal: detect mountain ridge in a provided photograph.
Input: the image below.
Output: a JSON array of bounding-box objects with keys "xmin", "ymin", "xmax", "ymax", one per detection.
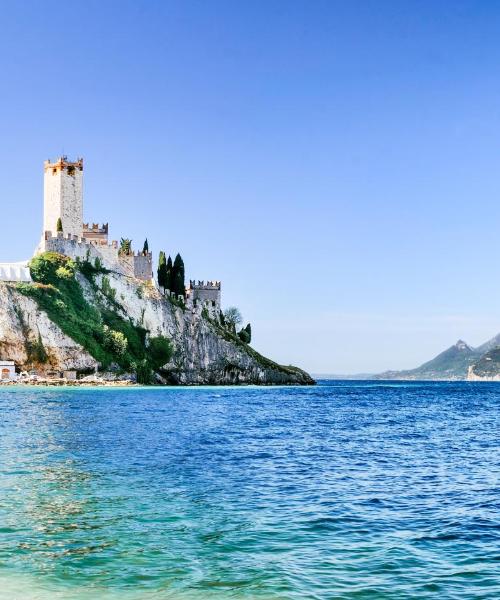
[{"xmin": 372, "ymin": 333, "xmax": 500, "ymax": 381}]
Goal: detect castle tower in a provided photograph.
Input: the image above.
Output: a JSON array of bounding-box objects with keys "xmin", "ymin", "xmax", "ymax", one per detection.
[{"xmin": 43, "ymin": 157, "xmax": 83, "ymax": 237}]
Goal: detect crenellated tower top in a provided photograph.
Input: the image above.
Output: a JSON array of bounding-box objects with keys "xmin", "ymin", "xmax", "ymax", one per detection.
[{"xmin": 44, "ymin": 156, "xmax": 84, "ymax": 173}]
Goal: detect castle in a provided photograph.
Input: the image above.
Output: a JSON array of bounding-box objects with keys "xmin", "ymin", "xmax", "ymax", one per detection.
[
  {"xmin": 39, "ymin": 156, "xmax": 153, "ymax": 281},
  {"xmin": 1, "ymin": 157, "xmax": 221, "ymax": 312}
]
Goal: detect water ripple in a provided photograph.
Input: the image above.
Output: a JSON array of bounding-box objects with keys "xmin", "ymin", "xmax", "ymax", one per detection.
[{"xmin": 0, "ymin": 381, "xmax": 498, "ymax": 598}]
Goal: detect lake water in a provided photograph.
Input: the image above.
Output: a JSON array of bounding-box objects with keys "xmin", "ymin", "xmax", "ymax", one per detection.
[{"xmin": 0, "ymin": 381, "xmax": 498, "ymax": 599}]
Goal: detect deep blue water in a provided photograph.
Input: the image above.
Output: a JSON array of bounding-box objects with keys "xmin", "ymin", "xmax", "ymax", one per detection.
[{"xmin": 0, "ymin": 381, "xmax": 498, "ymax": 599}]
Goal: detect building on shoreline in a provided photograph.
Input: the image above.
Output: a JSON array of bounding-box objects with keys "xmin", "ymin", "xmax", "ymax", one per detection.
[{"xmin": 0, "ymin": 361, "xmax": 17, "ymax": 380}]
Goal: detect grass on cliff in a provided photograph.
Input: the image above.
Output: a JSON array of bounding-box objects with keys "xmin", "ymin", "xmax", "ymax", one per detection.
[{"xmin": 17, "ymin": 252, "xmax": 172, "ymax": 382}]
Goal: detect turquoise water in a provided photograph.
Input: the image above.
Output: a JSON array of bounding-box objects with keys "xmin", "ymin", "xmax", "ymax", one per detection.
[{"xmin": 0, "ymin": 381, "xmax": 498, "ymax": 599}]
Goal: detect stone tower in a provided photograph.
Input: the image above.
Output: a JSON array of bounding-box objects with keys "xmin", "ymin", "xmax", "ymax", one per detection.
[{"xmin": 43, "ymin": 157, "xmax": 83, "ymax": 237}]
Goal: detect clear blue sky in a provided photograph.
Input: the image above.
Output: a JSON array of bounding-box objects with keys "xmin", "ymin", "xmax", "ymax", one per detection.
[{"xmin": 1, "ymin": 0, "xmax": 500, "ymax": 374}]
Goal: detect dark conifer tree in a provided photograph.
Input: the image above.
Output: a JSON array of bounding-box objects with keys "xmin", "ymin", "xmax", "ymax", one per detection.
[
  {"xmin": 56, "ymin": 217, "xmax": 63, "ymax": 233},
  {"xmin": 245, "ymin": 323, "xmax": 252, "ymax": 343},
  {"xmin": 143, "ymin": 239, "xmax": 149, "ymax": 255},
  {"xmin": 172, "ymin": 253, "xmax": 185, "ymax": 297},
  {"xmin": 157, "ymin": 251, "xmax": 166, "ymax": 290},
  {"xmin": 165, "ymin": 256, "xmax": 173, "ymax": 292}
]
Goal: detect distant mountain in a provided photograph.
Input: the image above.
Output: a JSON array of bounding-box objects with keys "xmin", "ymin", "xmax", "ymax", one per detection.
[
  {"xmin": 474, "ymin": 333, "xmax": 500, "ymax": 355},
  {"xmin": 468, "ymin": 346, "xmax": 500, "ymax": 380},
  {"xmin": 321, "ymin": 332, "xmax": 500, "ymax": 382},
  {"xmin": 374, "ymin": 339, "xmax": 479, "ymax": 380}
]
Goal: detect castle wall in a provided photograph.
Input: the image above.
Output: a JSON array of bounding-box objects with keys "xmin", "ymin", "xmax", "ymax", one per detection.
[
  {"xmin": 42, "ymin": 234, "xmax": 121, "ymax": 272},
  {"xmin": 133, "ymin": 254, "xmax": 153, "ymax": 280},
  {"xmin": 40, "ymin": 234, "xmax": 152, "ymax": 281},
  {"xmin": 120, "ymin": 253, "xmax": 153, "ymax": 281}
]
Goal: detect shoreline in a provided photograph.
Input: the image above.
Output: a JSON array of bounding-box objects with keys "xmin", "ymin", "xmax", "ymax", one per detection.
[{"xmin": 0, "ymin": 378, "xmax": 315, "ymax": 389}]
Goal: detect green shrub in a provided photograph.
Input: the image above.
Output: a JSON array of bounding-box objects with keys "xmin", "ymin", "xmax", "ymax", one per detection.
[
  {"xmin": 27, "ymin": 333, "xmax": 49, "ymax": 364},
  {"xmin": 103, "ymin": 325, "xmax": 128, "ymax": 356},
  {"xmin": 101, "ymin": 276, "xmax": 117, "ymax": 302},
  {"xmin": 134, "ymin": 359, "xmax": 153, "ymax": 384},
  {"xmin": 238, "ymin": 329, "xmax": 250, "ymax": 344},
  {"xmin": 30, "ymin": 252, "xmax": 74, "ymax": 284},
  {"xmin": 148, "ymin": 335, "xmax": 173, "ymax": 369}
]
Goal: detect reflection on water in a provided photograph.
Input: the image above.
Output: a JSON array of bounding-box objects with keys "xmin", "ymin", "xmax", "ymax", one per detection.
[{"xmin": 0, "ymin": 383, "xmax": 499, "ymax": 599}]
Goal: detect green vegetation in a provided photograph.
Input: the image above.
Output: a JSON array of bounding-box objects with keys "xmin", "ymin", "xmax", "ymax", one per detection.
[
  {"xmin": 75, "ymin": 254, "xmax": 109, "ymax": 281},
  {"xmin": 165, "ymin": 255, "xmax": 173, "ymax": 292},
  {"xmin": 148, "ymin": 335, "xmax": 174, "ymax": 370},
  {"xmin": 471, "ymin": 347, "xmax": 500, "ymax": 377},
  {"xmin": 157, "ymin": 251, "xmax": 167, "ymax": 290},
  {"xmin": 56, "ymin": 217, "xmax": 63, "ymax": 233},
  {"xmin": 101, "ymin": 276, "xmax": 117, "ymax": 302},
  {"xmin": 238, "ymin": 323, "xmax": 252, "ymax": 344},
  {"xmin": 142, "ymin": 239, "xmax": 149, "ymax": 255},
  {"xmin": 223, "ymin": 306, "xmax": 242, "ymax": 333},
  {"xmin": 119, "ymin": 238, "xmax": 132, "ymax": 256},
  {"xmin": 157, "ymin": 251, "xmax": 183, "ymax": 297},
  {"xmin": 171, "ymin": 253, "xmax": 185, "ymax": 297},
  {"xmin": 17, "ymin": 252, "xmax": 173, "ymax": 383}
]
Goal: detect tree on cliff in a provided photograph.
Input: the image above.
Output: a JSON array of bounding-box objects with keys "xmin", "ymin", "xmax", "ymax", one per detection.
[
  {"xmin": 171, "ymin": 254, "xmax": 185, "ymax": 297},
  {"xmin": 224, "ymin": 307, "xmax": 242, "ymax": 333},
  {"xmin": 165, "ymin": 256, "xmax": 173, "ymax": 292},
  {"xmin": 238, "ymin": 323, "xmax": 252, "ymax": 344},
  {"xmin": 56, "ymin": 218, "xmax": 63, "ymax": 233},
  {"xmin": 157, "ymin": 251, "xmax": 167, "ymax": 290}
]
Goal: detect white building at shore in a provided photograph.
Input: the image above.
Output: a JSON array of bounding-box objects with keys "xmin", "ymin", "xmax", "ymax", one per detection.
[{"xmin": 0, "ymin": 262, "xmax": 31, "ymax": 283}]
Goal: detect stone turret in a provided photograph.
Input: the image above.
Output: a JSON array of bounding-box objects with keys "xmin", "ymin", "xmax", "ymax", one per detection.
[
  {"xmin": 186, "ymin": 280, "xmax": 221, "ymax": 312},
  {"xmin": 43, "ymin": 157, "xmax": 83, "ymax": 238}
]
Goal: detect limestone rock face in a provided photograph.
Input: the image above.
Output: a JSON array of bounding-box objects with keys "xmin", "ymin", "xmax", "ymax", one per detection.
[
  {"xmin": 0, "ymin": 276, "xmax": 314, "ymax": 385},
  {"xmin": 0, "ymin": 283, "xmax": 98, "ymax": 372}
]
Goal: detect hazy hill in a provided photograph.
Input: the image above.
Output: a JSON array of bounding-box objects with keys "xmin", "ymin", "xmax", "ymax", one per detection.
[{"xmin": 374, "ymin": 340, "xmax": 478, "ymax": 380}]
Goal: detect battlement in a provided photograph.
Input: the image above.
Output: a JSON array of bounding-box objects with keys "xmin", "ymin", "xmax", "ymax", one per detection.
[
  {"xmin": 41, "ymin": 232, "xmax": 153, "ymax": 282},
  {"xmin": 44, "ymin": 156, "xmax": 83, "ymax": 173},
  {"xmin": 44, "ymin": 230, "xmax": 118, "ymax": 249},
  {"xmin": 189, "ymin": 280, "xmax": 221, "ymax": 290},
  {"xmin": 186, "ymin": 279, "xmax": 221, "ymax": 312},
  {"xmin": 83, "ymin": 223, "xmax": 108, "ymax": 233},
  {"xmin": 83, "ymin": 222, "xmax": 108, "ymax": 243}
]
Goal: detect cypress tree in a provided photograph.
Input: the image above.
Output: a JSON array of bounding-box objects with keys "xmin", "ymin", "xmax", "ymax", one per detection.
[
  {"xmin": 56, "ymin": 217, "xmax": 63, "ymax": 233},
  {"xmin": 245, "ymin": 323, "xmax": 252, "ymax": 343},
  {"xmin": 157, "ymin": 251, "xmax": 166, "ymax": 290},
  {"xmin": 165, "ymin": 256, "xmax": 173, "ymax": 292},
  {"xmin": 143, "ymin": 238, "xmax": 149, "ymax": 255},
  {"xmin": 172, "ymin": 253, "xmax": 185, "ymax": 297}
]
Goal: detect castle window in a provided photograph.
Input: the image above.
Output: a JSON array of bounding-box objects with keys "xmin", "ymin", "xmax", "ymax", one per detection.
[
  {"xmin": 52, "ymin": 168, "xmax": 57, "ymax": 175},
  {"xmin": 67, "ymin": 165, "xmax": 75, "ymax": 176}
]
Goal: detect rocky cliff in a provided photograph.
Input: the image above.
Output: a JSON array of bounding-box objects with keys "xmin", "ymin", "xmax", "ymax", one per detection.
[{"xmin": 0, "ymin": 260, "xmax": 314, "ymax": 386}]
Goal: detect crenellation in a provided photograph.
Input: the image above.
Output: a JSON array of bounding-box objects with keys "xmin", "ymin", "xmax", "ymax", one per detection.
[{"xmin": 186, "ymin": 279, "xmax": 221, "ymax": 312}]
